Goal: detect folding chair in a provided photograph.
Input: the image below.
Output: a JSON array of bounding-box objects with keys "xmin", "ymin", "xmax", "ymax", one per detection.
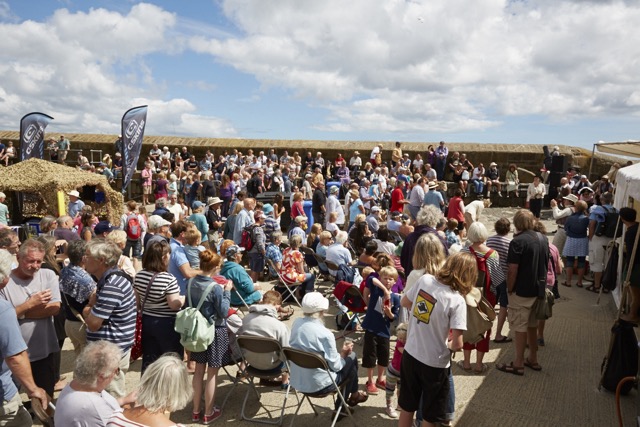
[
  {"xmin": 387, "ymin": 229, "xmax": 403, "ymax": 243},
  {"xmin": 266, "ymin": 259, "xmax": 303, "ymax": 308},
  {"xmin": 236, "ymin": 336, "xmax": 291, "ymax": 426},
  {"xmin": 311, "ymin": 253, "xmax": 331, "ymax": 279},
  {"xmin": 333, "ymin": 284, "xmax": 367, "ymax": 340},
  {"xmin": 283, "ymin": 347, "xmax": 356, "ymax": 427}
]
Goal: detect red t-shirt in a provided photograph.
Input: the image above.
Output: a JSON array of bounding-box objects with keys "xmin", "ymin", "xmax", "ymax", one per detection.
[
  {"xmin": 447, "ymin": 196, "xmax": 465, "ymax": 222},
  {"xmin": 390, "ymin": 187, "xmax": 404, "ymax": 213}
]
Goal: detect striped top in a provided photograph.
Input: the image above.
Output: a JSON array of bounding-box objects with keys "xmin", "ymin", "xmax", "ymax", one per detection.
[
  {"xmin": 461, "ymin": 246, "xmax": 505, "ymax": 289},
  {"xmin": 486, "ymin": 234, "xmax": 512, "ymax": 278},
  {"xmin": 87, "ymin": 268, "xmax": 136, "ymax": 351},
  {"xmin": 106, "ymin": 412, "xmax": 185, "ymax": 427},
  {"xmin": 133, "ymin": 271, "xmax": 180, "ymax": 318}
]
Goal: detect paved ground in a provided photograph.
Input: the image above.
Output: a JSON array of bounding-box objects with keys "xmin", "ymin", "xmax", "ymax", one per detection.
[{"xmin": 37, "ymin": 207, "xmax": 639, "ymax": 426}]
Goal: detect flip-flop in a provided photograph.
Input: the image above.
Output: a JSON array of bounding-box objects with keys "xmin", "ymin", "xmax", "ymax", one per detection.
[
  {"xmin": 524, "ymin": 359, "xmax": 542, "ymax": 371},
  {"xmin": 493, "ymin": 337, "xmax": 513, "ymax": 343},
  {"xmin": 456, "ymin": 360, "xmax": 473, "ymax": 372},
  {"xmin": 474, "ymin": 363, "xmax": 488, "ymax": 374},
  {"xmin": 585, "ymin": 285, "xmax": 600, "ymax": 293},
  {"xmin": 496, "ymin": 362, "xmax": 524, "ymax": 376},
  {"xmin": 561, "ymin": 282, "xmax": 571, "ymax": 287}
]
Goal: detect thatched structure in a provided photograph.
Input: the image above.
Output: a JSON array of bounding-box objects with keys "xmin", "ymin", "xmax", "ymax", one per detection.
[{"xmin": 0, "ymin": 158, "xmax": 124, "ymax": 224}]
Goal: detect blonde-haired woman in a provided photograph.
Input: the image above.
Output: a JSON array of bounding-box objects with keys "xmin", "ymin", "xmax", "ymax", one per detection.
[
  {"xmin": 107, "ymin": 354, "xmax": 191, "ymax": 427},
  {"xmin": 106, "ymin": 230, "xmax": 136, "ymax": 278}
]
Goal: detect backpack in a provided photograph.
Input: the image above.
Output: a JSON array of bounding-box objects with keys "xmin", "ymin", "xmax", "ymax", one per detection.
[
  {"xmin": 125, "ymin": 213, "xmax": 142, "ymax": 240},
  {"xmin": 174, "ymin": 280, "xmax": 216, "ymax": 353},
  {"xmin": 595, "ymin": 207, "xmax": 622, "ymax": 238},
  {"xmin": 462, "ymin": 287, "xmax": 496, "ymax": 344},
  {"xmin": 240, "ymin": 224, "xmax": 257, "ymax": 251},
  {"xmin": 469, "ymin": 247, "xmax": 494, "ymax": 294}
]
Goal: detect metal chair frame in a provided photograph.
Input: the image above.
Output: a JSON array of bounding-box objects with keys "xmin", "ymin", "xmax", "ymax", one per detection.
[
  {"xmin": 266, "ymin": 258, "xmax": 303, "ymax": 308},
  {"xmin": 283, "ymin": 347, "xmax": 356, "ymax": 427}
]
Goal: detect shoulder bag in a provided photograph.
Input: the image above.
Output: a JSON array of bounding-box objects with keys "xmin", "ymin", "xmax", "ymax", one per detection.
[{"xmin": 131, "ymin": 272, "xmax": 159, "ymax": 362}]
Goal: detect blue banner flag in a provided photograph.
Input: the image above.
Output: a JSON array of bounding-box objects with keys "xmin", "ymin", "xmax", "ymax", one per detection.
[
  {"xmin": 120, "ymin": 105, "xmax": 148, "ymax": 193},
  {"xmin": 20, "ymin": 112, "xmax": 54, "ymax": 161}
]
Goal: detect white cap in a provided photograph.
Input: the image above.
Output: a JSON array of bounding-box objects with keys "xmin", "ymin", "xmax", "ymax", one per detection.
[
  {"xmin": 148, "ymin": 215, "xmax": 171, "ymax": 229},
  {"xmin": 301, "ymin": 292, "xmax": 329, "ymax": 314}
]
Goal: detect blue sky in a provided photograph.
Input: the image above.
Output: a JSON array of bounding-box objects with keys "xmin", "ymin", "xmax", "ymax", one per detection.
[{"xmin": 1, "ymin": 0, "xmax": 640, "ymax": 150}]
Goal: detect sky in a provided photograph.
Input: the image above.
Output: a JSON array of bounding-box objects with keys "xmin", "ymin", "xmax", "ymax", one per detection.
[{"xmin": 1, "ymin": 0, "xmax": 640, "ymax": 150}]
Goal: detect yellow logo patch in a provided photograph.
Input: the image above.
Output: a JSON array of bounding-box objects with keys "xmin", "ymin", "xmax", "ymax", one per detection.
[{"xmin": 413, "ymin": 289, "xmax": 437, "ymax": 324}]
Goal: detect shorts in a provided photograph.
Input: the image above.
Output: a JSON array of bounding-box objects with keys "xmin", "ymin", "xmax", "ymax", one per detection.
[
  {"xmin": 124, "ymin": 239, "xmax": 142, "ymax": 259},
  {"xmin": 398, "ymin": 350, "xmax": 449, "ymax": 424},
  {"xmin": 588, "ymin": 235, "xmax": 610, "ymax": 273},
  {"xmin": 142, "ymin": 185, "xmax": 152, "ymax": 195},
  {"xmin": 495, "ymin": 281, "xmax": 508, "ymax": 308},
  {"xmin": 59, "ymin": 150, "xmax": 68, "ymax": 161},
  {"xmin": 507, "ymin": 293, "xmax": 537, "ymax": 333},
  {"xmin": 362, "ymin": 330, "xmax": 390, "ymax": 368},
  {"xmin": 248, "ymin": 252, "xmax": 265, "ymax": 273}
]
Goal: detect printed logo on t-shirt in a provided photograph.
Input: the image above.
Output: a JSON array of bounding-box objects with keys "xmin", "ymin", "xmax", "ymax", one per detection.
[{"xmin": 413, "ymin": 289, "xmax": 437, "ymax": 324}]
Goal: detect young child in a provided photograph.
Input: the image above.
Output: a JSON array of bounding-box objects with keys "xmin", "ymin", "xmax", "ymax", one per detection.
[
  {"xmin": 361, "ymin": 265, "xmax": 401, "ymax": 396},
  {"xmin": 0, "ymin": 192, "xmax": 9, "ymax": 226},
  {"xmin": 445, "ymin": 219, "xmax": 461, "ymax": 247},
  {"xmin": 385, "ymin": 322, "xmax": 407, "ymax": 418},
  {"xmin": 184, "ymin": 227, "xmax": 206, "ymax": 269},
  {"xmin": 326, "ymin": 211, "xmax": 339, "ymax": 236}
]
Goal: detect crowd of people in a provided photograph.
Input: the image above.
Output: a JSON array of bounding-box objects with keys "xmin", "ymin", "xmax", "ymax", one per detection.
[{"xmin": 0, "ymin": 141, "xmax": 639, "ymax": 427}]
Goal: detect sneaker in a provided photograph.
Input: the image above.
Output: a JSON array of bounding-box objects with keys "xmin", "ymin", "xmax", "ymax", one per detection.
[
  {"xmin": 202, "ymin": 408, "xmax": 222, "ymax": 424},
  {"xmin": 375, "ymin": 379, "xmax": 387, "ymax": 389},
  {"xmin": 192, "ymin": 411, "xmax": 201, "ymax": 422},
  {"xmin": 386, "ymin": 405, "xmax": 399, "ymax": 418},
  {"xmin": 365, "ymin": 381, "xmax": 379, "ymax": 395}
]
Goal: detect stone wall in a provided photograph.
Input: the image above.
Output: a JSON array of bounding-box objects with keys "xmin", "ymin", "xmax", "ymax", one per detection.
[{"xmin": 0, "ymin": 131, "xmax": 621, "ymax": 181}]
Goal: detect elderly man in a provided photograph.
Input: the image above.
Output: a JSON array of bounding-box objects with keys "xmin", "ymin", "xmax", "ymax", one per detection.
[
  {"xmin": 67, "ymin": 190, "xmax": 85, "ymax": 218},
  {"xmin": 326, "ymin": 186, "xmax": 345, "ymax": 229},
  {"xmin": 54, "ymin": 341, "xmax": 136, "ymax": 426},
  {"xmin": 497, "ymin": 210, "xmax": 548, "ymax": 376},
  {"xmin": 407, "ymin": 178, "xmax": 426, "ymax": 221},
  {"xmin": 288, "ymin": 216, "xmax": 307, "ymax": 241},
  {"xmin": 53, "ymin": 215, "xmax": 80, "ymax": 243},
  {"xmin": 152, "ymin": 197, "xmax": 169, "ymax": 217},
  {"xmin": 400, "ymin": 205, "xmax": 448, "ymax": 276},
  {"xmin": 233, "ymin": 198, "xmax": 256, "ymax": 245},
  {"xmin": 0, "ymin": 249, "xmax": 48, "ymax": 427},
  {"xmin": 144, "ymin": 215, "xmax": 171, "ymax": 249},
  {"xmin": 81, "ymin": 239, "xmax": 136, "ymax": 398},
  {"xmin": 366, "ymin": 206, "xmax": 382, "ymax": 236},
  {"xmin": 0, "ymin": 240, "xmax": 61, "ymax": 398},
  {"xmin": 325, "ymin": 231, "xmax": 356, "ymax": 277}
]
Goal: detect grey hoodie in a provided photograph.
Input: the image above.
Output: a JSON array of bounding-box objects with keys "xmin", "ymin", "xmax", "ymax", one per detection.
[{"xmin": 238, "ymin": 304, "xmax": 290, "ymax": 370}]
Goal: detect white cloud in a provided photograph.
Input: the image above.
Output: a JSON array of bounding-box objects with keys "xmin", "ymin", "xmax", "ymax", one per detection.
[
  {"xmin": 0, "ymin": 3, "xmax": 237, "ymax": 137},
  {"xmin": 191, "ymin": 0, "xmax": 640, "ymax": 134}
]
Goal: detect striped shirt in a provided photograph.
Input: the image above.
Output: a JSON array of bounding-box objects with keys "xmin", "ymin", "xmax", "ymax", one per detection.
[
  {"xmin": 461, "ymin": 247, "xmax": 505, "ymax": 287},
  {"xmin": 486, "ymin": 234, "xmax": 512, "ymax": 279},
  {"xmin": 87, "ymin": 268, "xmax": 136, "ymax": 351},
  {"xmin": 134, "ymin": 271, "xmax": 181, "ymax": 318}
]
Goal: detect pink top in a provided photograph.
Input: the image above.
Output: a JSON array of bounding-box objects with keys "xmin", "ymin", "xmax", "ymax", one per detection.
[
  {"xmin": 107, "ymin": 412, "xmax": 184, "ymax": 427},
  {"xmin": 390, "ymin": 339, "xmax": 405, "ymax": 371},
  {"xmin": 141, "ymin": 168, "xmax": 153, "ymax": 186}
]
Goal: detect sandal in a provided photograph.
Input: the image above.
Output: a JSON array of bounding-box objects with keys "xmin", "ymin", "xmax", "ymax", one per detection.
[
  {"xmin": 496, "ymin": 362, "xmax": 524, "ymax": 376},
  {"xmin": 561, "ymin": 282, "xmax": 571, "ymax": 287},
  {"xmin": 456, "ymin": 360, "xmax": 472, "ymax": 372},
  {"xmin": 347, "ymin": 391, "xmax": 368, "ymax": 407},
  {"xmin": 585, "ymin": 285, "xmax": 600, "ymax": 293},
  {"xmin": 524, "ymin": 359, "xmax": 542, "ymax": 371},
  {"xmin": 575, "ymin": 283, "xmax": 583, "ymax": 288},
  {"xmin": 278, "ymin": 307, "xmax": 295, "ymax": 321},
  {"xmin": 473, "ymin": 363, "xmax": 488, "ymax": 374},
  {"xmin": 493, "ymin": 336, "xmax": 512, "ymax": 343}
]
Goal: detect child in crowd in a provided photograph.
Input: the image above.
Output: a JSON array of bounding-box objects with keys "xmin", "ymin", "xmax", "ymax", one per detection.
[
  {"xmin": 385, "ymin": 322, "xmax": 407, "ymax": 418},
  {"xmin": 361, "ymin": 265, "xmax": 401, "ymax": 396},
  {"xmin": 359, "ymin": 240, "xmax": 378, "ymax": 266},
  {"xmin": 184, "ymin": 227, "xmax": 206, "ymax": 269},
  {"xmin": 326, "ymin": 211, "xmax": 339, "ymax": 236},
  {"xmin": 445, "ymin": 218, "xmax": 461, "ymax": 247}
]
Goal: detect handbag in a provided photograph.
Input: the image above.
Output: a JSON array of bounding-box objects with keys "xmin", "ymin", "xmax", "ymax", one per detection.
[
  {"xmin": 533, "ymin": 288, "xmax": 555, "ymax": 320},
  {"xmin": 462, "ymin": 288, "xmax": 496, "ymax": 344},
  {"xmin": 130, "ymin": 273, "xmax": 158, "ymax": 362}
]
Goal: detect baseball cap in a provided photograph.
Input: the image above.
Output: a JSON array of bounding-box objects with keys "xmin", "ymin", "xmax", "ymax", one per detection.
[
  {"xmin": 148, "ymin": 215, "xmax": 171, "ymax": 229},
  {"xmin": 301, "ymin": 292, "xmax": 329, "ymax": 314},
  {"xmin": 226, "ymin": 244, "xmax": 245, "ymax": 259},
  {"xmin": 94, "ymin": 221, "xmax": 116, "ymax": 235},
  {"xmin": 192, "ymin": 201, "xmax": 204, "ymax": 210},
  {"xmin": 371, "ymin": 206, "xmax": 381, "ymax": 212}
]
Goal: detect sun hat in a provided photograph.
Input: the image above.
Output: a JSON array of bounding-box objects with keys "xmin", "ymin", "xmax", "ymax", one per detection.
[
  {"xmin": 301, "ymin": 292, "xmax": 329, "ymax": 314},
  {"xmin": 562, "ymin": 194, "xmax": 579, "ymax": 204},
  {"xmin": 67, "ymin": 190, "xmax": 80, "ymax": 198},
  {"xmin": 489, "ymin": 162, "xmax": 497, "ymax": 167},
  {"xmin": 262, "ymin": 203, "xmax": 274, "ymax": 214},
  {"xmin": 207, "ymin": 197, "xmax": 222, "ymax": 206},
  {"xmin": 428, "ymin": 181, "xmax": 438, "ymax": 189}
]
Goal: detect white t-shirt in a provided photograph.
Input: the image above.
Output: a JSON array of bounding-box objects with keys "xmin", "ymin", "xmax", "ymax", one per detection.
[
  {"xmin": 370, "ymin": 146, "xmax": 380, "ymax": 159},
  {"xmin": 464, "ymin": 200, "xmax": 484, "ymax": 221},
  {"xmin": 54, "ymin": 385, "xmax": 121, "ymax": 427},
  {"xmin": 404, "ymin": 274, "xmax": 466, "ymax": 368}
]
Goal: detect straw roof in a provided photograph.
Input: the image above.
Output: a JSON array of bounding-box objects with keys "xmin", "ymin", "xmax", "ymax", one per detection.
[{"xmin": 0, "ymin": 158, "xmax": 124, "ymax": 224}]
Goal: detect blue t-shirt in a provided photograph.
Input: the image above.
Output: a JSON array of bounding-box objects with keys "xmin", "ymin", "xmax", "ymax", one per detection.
[
  {"xmin": 189, "ymin": 213, "xmax": 209, "ymax": 242},
  {"xmin": 87, "ymin": 269, "xmax": 136, "ymax": 351},
  {"xmin": 423, "ymin": 190, "xmax": 444, "ymax": 208},
  {"xmin": 0, "ymin": 299, "xmax": 28, "ymax": 401},
  {"xmin": 169, "ymin": 238, "xmax": 190, "ymax": 294},
  {"xmin": 361, "ymin": 277, "xmax": 400, "ymax": 339},
  {"xmin": 349, "ymin": 199, "xmax": 364, "ymax": 222}
]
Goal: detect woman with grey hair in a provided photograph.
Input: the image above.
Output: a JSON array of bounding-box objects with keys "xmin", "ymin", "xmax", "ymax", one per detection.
[
  {"xmin": 107, "ymin": 354, "xmax": 192, "ymax": 427},
  {"xmin": 0, "ymin": 248, "xmax": 13, "ymax": 283},
  {"xmin": 459, "ymin": 222, "xmax": 504, "ymax": 374},
  {"xmin": 54, "ymin": 341, "xmax": 136, "ymax": 426},
  {"xmin": 289, "ymin": 292, "xmax": 368, "ymax": 414}
]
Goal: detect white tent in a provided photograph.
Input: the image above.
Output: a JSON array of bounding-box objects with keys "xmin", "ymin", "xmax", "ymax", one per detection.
[
  {"xmin": 596, "ymin": 141, "xmax": 640, "ymax": 159},
  {"xmin": 611, "ymin": 162, "xmax": 640, "ymax": 307}
]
